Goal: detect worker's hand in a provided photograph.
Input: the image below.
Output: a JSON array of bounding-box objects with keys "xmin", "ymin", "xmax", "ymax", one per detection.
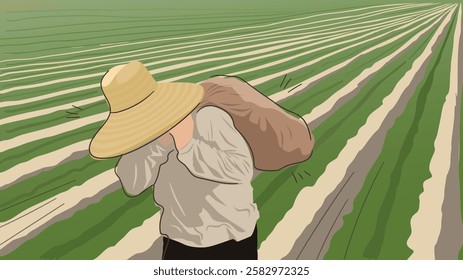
[
  {"xmin": 157, "ymin": 132, "xmax": 173, "ymax": 148},
  {"xmin": 169, "ymin": 114, "xmax": 194, "ymax": 150}
]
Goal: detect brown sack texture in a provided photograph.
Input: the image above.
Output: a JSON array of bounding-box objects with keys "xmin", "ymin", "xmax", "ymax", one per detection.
[{"xmin": 199, "ymin": 76, "xmax": 314, "ymax": 171}]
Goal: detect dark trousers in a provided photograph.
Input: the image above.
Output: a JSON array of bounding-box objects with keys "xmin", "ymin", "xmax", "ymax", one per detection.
[{"xmin": 162, "ymin": 226, "xmax": 258, "ymax": 260}]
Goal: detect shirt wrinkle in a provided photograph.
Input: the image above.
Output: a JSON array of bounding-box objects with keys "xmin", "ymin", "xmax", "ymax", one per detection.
[{"xmin": 168, "ymin": 183, "xmax": 186, "ymax": 217}]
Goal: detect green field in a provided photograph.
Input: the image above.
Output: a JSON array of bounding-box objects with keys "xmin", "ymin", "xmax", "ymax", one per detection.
[
  {"xmin": 325, "ymin": 11, "xmax": 457, "ymax": 259},
  {"xmin": 0, "ymin": 0, "xmax": 462, "ymax": 260}
]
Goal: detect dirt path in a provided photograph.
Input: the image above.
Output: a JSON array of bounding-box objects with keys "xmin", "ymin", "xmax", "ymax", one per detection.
[
  {"xmin": 408, "ymin": 5, "xmax": 463, "ymax": 260},
  {"xmin": 0, "ymin": 3, "xmax": 419, "ymax": 66},
  {"xmin": 0, "ymin": 21, "xmax": 356, "ymax": 85},
  {"xmin": 234, "ymin": 5, "xmax": 447, "ymax": 82},
  {"xmin": 0, "ymin": 170, "xmax": 119, "ymax": 256},
  {"xmin": 96, "ymin": 213, "xmax": 162, "ymax": 260},
  {"xmin": 269, "ymin": 6, "xmax": 449, "ymax": 105},
  {"xmin": 0, "ymin": 29, "xmax": 346, "ymax": 83},
  {"xmin": 0, "ymin": 84, "xmax": 99, "ymax": 108},
  {"xmin": 0, "ymin": 140, "xmax": 90, "ymax": 190},
  {"xmin": 257, "ymin": 7, "xmax": 455, "ymax": 259},
  {"xmin": 0, "ymin": 112, "xmax": 108, "ymax": 154},
  {"xmin": 435, "ymin": 4, "xmax": 463, "ymax": 258},
  {"xmin": 146, "ymin": 12, "xmax": 430, "ymax": 84},
  {"xmin": 0, "ymin": 97, "xmax": 104, "ymax": 126},
  {"xmin": 436, "ymin": 4, "xmax": 463, "ymax": 260}
]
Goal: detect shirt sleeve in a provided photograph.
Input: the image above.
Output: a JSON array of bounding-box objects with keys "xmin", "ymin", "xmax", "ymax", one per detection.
[
  {"xmin": 177, "ymin": 106, "xmax": 253, "ymax": 184},
  {"xmin": 115, "ymin": 139, "xmax": 173, "ymax": 197}
]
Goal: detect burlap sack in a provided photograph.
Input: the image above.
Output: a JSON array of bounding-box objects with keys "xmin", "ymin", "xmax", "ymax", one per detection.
[{"xmin": 199, "ymin": 76, "xmax": 314, "ymax": 171}]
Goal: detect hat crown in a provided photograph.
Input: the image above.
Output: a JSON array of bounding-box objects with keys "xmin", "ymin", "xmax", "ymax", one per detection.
[
  {"xmin": 90, "ymin": 60, "xmax": 205, "ymax": 159},
  {"xmin": 101, "ymin": 61, "xmax": 157, "ymax": 113}
]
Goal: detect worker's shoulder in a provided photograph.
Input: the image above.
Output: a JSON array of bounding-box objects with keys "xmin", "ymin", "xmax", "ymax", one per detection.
[{"xmin": 196, "ymin": 106, "xmax": 231, "ymax": 123}]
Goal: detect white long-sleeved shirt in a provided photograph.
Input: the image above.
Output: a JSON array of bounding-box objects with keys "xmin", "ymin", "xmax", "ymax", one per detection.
[{"xmin": 115, "ymin": 106, "xmax": 259, "ymax": 247}]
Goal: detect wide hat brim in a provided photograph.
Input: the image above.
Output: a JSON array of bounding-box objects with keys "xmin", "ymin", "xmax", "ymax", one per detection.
[{"xmin": 89, "ymin": 82, "xmax": 204, "ymax": 159}]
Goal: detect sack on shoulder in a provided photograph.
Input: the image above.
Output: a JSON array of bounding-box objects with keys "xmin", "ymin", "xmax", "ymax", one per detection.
[{"xmin": 199, "ymin": 76, "xmax": 314, "ymax": 171}]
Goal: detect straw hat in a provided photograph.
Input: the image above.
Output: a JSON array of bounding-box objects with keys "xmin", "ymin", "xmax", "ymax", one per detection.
[{"xmin": 89, "ymin": 60, "xmax": 204, "ymax": 159}]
